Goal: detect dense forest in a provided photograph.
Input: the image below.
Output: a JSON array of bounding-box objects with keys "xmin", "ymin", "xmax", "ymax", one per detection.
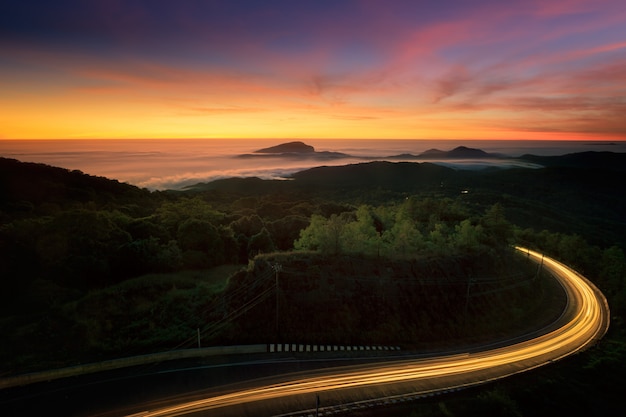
[{"xmin": 1, "ymin": 152, "xmax": 625, "ymax": 415}]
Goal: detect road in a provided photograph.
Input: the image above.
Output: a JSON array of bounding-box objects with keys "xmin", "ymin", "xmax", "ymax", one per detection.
[{"xmin": 104, "ymin": 247, "xmax": 609, "ymax": 416}]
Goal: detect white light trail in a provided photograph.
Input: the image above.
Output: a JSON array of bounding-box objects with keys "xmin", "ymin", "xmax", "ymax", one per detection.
[{"xmin": 129, "ymin": 247, "xmax": 609, "ymax": 416}]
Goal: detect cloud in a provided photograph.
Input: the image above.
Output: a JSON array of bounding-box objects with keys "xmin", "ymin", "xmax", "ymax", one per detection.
[
  {"xmin": 3, "ymin": 0, "xmax": 626, "ymax": 139},
  {"xmin": 331, "ymin": 115, "xmax": 379, "ymax": 121},
  {"xmin": 182, "ymin": 106, "xmax": 266, "ymax": 115},
  {"xmin": 432, "ymin": 65, "xmax": 472, "ymax": 103}
]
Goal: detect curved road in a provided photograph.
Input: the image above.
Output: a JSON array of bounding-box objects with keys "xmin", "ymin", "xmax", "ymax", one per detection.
[{"xmin": 120, "ymin": 247, "xmax": 610, "ymax": 417}]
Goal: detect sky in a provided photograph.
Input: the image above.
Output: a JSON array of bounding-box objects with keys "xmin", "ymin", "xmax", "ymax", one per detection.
[{"xmin": 1, "ymin": 0, "xmax": 626, "ymax": 141}]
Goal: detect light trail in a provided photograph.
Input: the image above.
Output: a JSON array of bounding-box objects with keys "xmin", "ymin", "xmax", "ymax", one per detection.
[{"xmin": 128, "ymin": 247, "xmax": 609, "ymax": 416}]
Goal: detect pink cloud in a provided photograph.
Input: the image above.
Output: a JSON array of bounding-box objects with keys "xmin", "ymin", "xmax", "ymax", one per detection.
[
  {"xmin": 3, "ymin": 0, "xmax": 626, "ymax": 139},
  {"xmin": 528, "ymin": 0, "xmax": 625, "ymax": 17}
]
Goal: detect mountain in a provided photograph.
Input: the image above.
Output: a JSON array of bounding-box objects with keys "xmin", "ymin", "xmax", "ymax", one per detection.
[
  {"xmin": 291, "ymin": 161, "xmax": 456, "ymax": 190},
  {"xmin": 253, "ymin": 141, "xmax": 315, "ymax": 154},
  {"xmin": 183, "ymin": 153, "xmax": 626, "ymax": 247},
  {"xmin": 0, "ymin": 157, "xmax": 154, "ymax": 213},
  {"xmin": 238, "ymin": 141, "xmax": 349, "ymax": 159},
  {"xmin": 246, "ymin": 143, "xmax": 501, "ymax": 162},
  {"xmin": 385, "ymin": 146, "xmax": 499, "ymax": 160},
  {"xmin": 418, "ymin": 146, "xmax": 495, "ymax": 159},
  {"xmin": 519, "ymin": 151, "xmax": 626, "ymax": 172}
]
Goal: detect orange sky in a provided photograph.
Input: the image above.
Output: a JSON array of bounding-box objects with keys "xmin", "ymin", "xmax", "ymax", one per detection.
[{"xmin": 1, "ymin": 1, "xmax": 625, "ymax": 141}]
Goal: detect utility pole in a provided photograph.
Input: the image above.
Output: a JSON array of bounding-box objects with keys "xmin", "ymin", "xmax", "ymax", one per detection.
[
  {"xmin": 315, "ymin": 394, "xmax": 320, "ymax": 417},
  {"xmin": 197, "ymin": 328, "xmax": 201, "ymax": 349},
  {"xmin": 273, "ymin": 263, "xmax": 282, "ymax": 338}
]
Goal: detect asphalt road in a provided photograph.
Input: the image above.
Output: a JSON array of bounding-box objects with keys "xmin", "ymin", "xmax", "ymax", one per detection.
[
  {"xmin": 1, "ymin": 247, "xmax": 610, "ymax": 416},
  {"xmin": 89, "ymin": 247, "xmax": 608, "ymax": 417}
]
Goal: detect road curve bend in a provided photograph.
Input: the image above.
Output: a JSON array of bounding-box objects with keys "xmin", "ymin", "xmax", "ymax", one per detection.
[{"xmin": 124, "ymin": 246, "xmax": 610, "ymax": 417}]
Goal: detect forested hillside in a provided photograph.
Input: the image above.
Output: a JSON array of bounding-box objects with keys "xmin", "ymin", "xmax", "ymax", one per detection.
[{"xmin": 1, "ymin": 152, "xmax": 625, "ymax": 417}]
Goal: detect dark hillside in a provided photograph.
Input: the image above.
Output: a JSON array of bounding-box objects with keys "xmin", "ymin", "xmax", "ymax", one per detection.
[
  {"xmin": 185, "ymin": 154, "xmax": 626, "ymax": 248},
  {"xmin": 285, "ymin": 155, "xmax": 626, "ymax": 249},
  {"xmin": 186, "ymin": 161, "xmax": 456, "ymax": 202},
  {"xmin": 519, "ymin": 151, "xmax": 626, "ymax": 171},
  {"xmin": 183, "ymin": 177, "xmax": 291, "ymax": 196},
  {"xmin": 455, "ymin": 166, "xmax": 626, "ymax": 248},
  {"xmin": 1, "ymin": 153, "xmax": 624, "ymax": 380},
  {"xmin": 220, "ymin": 251, "xmax": 561, "ymax": 349},
  {"xmin": 0, "ymin": 153, "xmax": 624, "ymax": 417},
  {"xmin": 0, "ymin": 157, "xmax": 157, "ymax": 216},
  {"xmin": 418, "ymin": 146, "xmax": 495, "ymax": 159},
  {"xmin": 291, "ymin": 161, "xmax": 455, "ymax": 191}
]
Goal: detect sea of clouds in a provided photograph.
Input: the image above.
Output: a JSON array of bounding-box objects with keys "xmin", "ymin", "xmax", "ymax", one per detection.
[{"xmin": 1, "ymin": 139, "xmax": 624, "ymax": 190}]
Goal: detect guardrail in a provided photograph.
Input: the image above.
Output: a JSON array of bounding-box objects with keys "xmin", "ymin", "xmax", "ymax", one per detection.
[
  {"xmin": 0, "ymin": 343, "xmax": 401, "ymax": 389},
  {"xmin": 0, "ymin": 344, "xmax": 267, "ymax": 389},
  {"xmin": 269, "ymin": 343, "xmax": 401, "ymax": 353}
]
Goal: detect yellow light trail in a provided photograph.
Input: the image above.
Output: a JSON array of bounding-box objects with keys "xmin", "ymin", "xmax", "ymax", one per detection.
[{"xmin": 128, "ymin": 247, "xmax": 609, "ymax": 416}]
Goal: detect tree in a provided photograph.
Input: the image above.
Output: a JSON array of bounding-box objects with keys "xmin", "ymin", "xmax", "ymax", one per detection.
[
  {"xmin": 218, "ymin": 226, "xmax": 240, "ymax": 264},
  {"xmin": 294, "ymin": 214, "xmax": 325, "ymax": 251},
  {"xmin": 42, "ymin": 209, "xmax": 131, "ymax": 287},
  {"xmin": 157, "ymin": 240, "xmax": 183, "ymax": 271},
  {"xmin": 384, "ymin": 217, "xmax": 424, "ymax": 258},
  {"xmin": 428, "ymin": 222, "xmax": 451, "ymax": 255},
  {"xmin": 294, "ymin": 213, "xmax": 349, "ymax": 255},
  {"xmin": 268, "ymin": 215, "xmax": 310, "ymax": 250},
  {"xmin": 600, "ymin": 246, "xmax": 626, "ymax": 313},
  {"xmin": 343, "ymin": 206, "xmax": 381, "ymax": 254},
  {"xmin": 126, "ymin": 216, "xmax": 169, "ymax": 241},
  {"xmin": 481, "ymin": 203, "xmax": 512, "ymax": 247},
  {"xmin": 156, "ymin": 197, "xmax": 224, "ymax": 235},
  {"xmin": 453, "ymin": 219, "xmax": 484, "ymax": 252},
  {"xmin": 230, "ymin": 214, "xmax": 264, "ymax": 237},
  {"xmin": 113, "ymin": 237, "xmax": 181, "ymax": 277},
  {"xmin": 247, "ymin": 227, "xmax": 275, "ymax": 256},
  {"xmin": 177, "ymin": 219, "xmax": 224, "ymax": 267}
]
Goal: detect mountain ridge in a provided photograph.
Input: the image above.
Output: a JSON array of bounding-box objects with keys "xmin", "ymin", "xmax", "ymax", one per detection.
[
  {"xmin": 253, "ymin": 141, "xmax": 315, "ymax": 154},
  {"xmin": 238, "ymin": 141, "xmax": 349, "ymax": 159},
  {"xmin": 243, "ymin": 142, "xmax": 507, "ymax": 161}
]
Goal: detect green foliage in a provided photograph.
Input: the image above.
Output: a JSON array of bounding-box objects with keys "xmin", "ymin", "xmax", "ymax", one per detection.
[
  {"xmin": 600, "ymin": 246, "xmax": 626, "ymax": 299},
  {"xmin": 0, "ymin": 267, "xmax": 238, "ymax": 371},
  {"xmin": 294, "ymin": 202, "xmax": 507, "ymax": 259},
  {"xmin": 2, "ymin": 154, "xmax": 626, "ymax": 403},
  {"xmin": 343, "ymin": 205, "xmax": 381, "ymax": 254},
  {"xmin": 453, "ymin": 219, "xmax": 484, "ymax": 252},
  {"xmin": 233, "ymin": 251, "xmax": 550, "ymax": 348},
  {"xmin": 114, "ymin": 237, "xmax": 182, "ymax": 278},
  {"xmin": 229, "ymin": 214, "xmax": 264, "ymax": 237},
  {"xmin": 155, "ymin": 196, "xmax": 224, "ymax": 235},
  {"xmin": 267, "ymin": 215, "xmax": 310, "ymax": 250},
  {"xmin": 384, "ymin": 216, "xmax": 425, "ymax": 257},
  {"xmin": 294, "ymin": 213, "xmax": 350, "ymax": 255},
  {"xmin": 247, "ymin": 227, "xmax": 275, "ymax": 256},
  {"xmin": 4, "ymin": 209, "xmax": 134, "ymax": 288},
  {"xmin": 126, "ymin": 216, "xmax": 169, "ymax": 241},
  {"xmin": 178, "ymin": 219, "xmax": 222, "ymax": 254},
  {"xmin": 480, "ymin": 203, "xmax": 512, "ymax": 245}
]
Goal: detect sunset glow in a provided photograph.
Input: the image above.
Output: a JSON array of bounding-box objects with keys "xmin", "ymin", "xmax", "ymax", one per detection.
[{"xmin": 1, "ymin": 0, "xmax": 625, "ymax": 140}]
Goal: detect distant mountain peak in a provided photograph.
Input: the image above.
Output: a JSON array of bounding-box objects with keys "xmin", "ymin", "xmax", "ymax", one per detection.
[
  {"xmin": 418, "ymin": 146, "xmax": 491, "ymax": 159},
  {"xmin": 448, "ymin": 146, "xmax": 490, "ymax": 157},
  {"xmin": 254, "ymin": 141, "xmax": 315, "ymax": 154},
  {"xmin": 420, "ymin": 148, "xmax": 446, "ymax": 156}
]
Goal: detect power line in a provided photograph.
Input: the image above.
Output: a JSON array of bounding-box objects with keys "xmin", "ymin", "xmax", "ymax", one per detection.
[{"xmin": 200, "ymin": 286, "xmax": 275, "ymax": 340}]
